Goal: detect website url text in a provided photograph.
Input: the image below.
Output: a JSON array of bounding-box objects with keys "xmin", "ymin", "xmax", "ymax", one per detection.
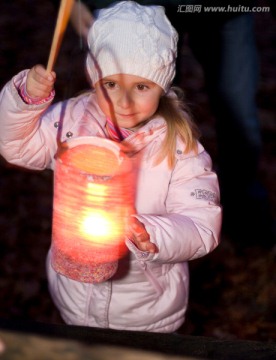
[{"xmin": 177, "ymin": 5, "xmax": 270, "ymax": 13}]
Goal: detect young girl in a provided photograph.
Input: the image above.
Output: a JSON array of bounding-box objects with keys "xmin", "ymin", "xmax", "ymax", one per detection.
[{"xmin": 0, "ymin": 1, "xmax": 221, "ymax": 333}]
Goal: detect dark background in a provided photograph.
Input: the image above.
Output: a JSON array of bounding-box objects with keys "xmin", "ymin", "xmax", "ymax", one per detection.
[{"xmin": 0, "ymin": 0, "xmax": 275, "ymax": 341}]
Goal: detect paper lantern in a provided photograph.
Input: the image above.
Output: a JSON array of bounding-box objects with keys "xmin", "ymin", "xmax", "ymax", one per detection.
[{"xmin": 51, "ymin": 136, "xmax": 134, "ymax": 283}]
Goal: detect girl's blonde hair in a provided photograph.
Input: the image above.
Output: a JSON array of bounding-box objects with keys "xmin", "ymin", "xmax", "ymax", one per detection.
[{"xmin": 155, "ymin": 87, "xmax": 200, "ymax": 168}]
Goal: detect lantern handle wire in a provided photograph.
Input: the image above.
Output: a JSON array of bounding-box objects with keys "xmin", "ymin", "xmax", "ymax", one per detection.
[{"xmin": 47, "ymin": 0, "xmax": 74, "ymax": 73}]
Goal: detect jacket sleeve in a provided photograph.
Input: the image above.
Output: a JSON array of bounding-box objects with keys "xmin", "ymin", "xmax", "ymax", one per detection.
[
  {"xmin": 0, "ymin": 70, "xmax": 59, "ymax": 170},
  {"xmin": 133, "ymin": 149, "xmax": 222, "ymax": 263}
]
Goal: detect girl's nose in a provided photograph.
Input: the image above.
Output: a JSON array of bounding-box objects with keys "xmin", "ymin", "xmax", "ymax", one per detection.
[{"xmin": 117, "ymin": 91, "xmax": 132, "ymax": 109}]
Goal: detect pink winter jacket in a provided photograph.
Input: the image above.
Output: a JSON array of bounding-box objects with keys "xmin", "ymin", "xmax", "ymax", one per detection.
[{"xmin": 0, "ymin": 70, "xmax": 222, "ymax": 333}]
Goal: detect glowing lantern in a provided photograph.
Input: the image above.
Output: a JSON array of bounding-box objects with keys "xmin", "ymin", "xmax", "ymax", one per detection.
[{"xmin": 51, "ymin": 136, "xmax": 134, "ymax": 283}]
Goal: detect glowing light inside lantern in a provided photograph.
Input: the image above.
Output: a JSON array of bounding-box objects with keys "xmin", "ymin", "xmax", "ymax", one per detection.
[{"xmin": 81, "ymin": 211, "xmax": 113, "ymax": 238}]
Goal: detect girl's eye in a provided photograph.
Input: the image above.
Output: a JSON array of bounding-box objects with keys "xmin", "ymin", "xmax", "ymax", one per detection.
[
  {"xmin": 104, "ymin": 81, "xmax": 117, "ymax": 89},
  {"xmin": 136, "ymin": 84, "xmax": 149, "ymax": 91}
]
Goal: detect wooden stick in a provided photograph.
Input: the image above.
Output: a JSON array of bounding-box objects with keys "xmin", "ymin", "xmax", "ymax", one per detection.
[{"xmin": 47, "ymin": 0, "xmax": 74, "ymax": 72}]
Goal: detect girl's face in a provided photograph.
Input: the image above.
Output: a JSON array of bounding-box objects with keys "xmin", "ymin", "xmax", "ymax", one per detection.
[{"xmin": 94, "ymin": 74, "xmax": 163, "ymax": 129}]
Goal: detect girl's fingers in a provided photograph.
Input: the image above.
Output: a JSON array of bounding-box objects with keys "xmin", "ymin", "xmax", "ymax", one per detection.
[
  {"xmin": 128, "ymin": 218, "xmax": 158, "ymax": 253},
  {"xmin": 33, "ymin": 65, "xmax": 56, "ymax": 84},
  {"xmin": 26, "ymin": 65, "xmax": 56, "ymax": 98}
]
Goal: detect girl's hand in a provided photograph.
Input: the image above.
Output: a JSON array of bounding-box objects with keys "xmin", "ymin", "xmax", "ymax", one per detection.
[
  {"xmin": 26, "ymin": 65, "xmax": 56, "ymax": 99},
  {"xmin": 128, "ymin": 217, "xmax": 158, "ymax": 254}
]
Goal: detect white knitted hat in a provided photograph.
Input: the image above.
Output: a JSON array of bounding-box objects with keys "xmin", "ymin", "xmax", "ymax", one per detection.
[{"xmin": 86, "ymin": 1, "xmax": 178, "ymax": 91}]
